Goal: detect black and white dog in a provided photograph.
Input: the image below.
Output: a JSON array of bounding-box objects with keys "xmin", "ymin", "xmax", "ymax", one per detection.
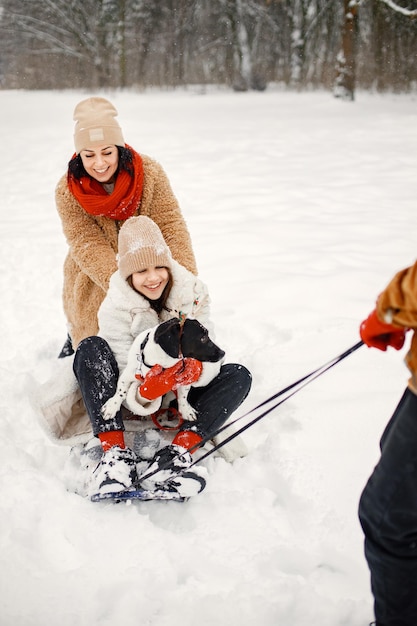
[{"xmin": 102, "ymin": 318, "xmax": 225, "ymax": 423}]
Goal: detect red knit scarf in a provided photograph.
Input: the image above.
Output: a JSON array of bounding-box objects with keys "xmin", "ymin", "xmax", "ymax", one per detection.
[{"xmin": 67, "ymin": 145, "xmax": 144, "ymax": 220}]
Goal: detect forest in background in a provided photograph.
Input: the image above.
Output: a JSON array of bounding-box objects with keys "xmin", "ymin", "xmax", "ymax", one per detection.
[{"xmin": 0, "ymin": 0, "xmax": 416, "ymax": 98}]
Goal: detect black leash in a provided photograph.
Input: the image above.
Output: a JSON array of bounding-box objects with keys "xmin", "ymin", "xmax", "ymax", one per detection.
[
  {"xmin": 136, "ymin": 340, "xmax": 364, "ymax": 484},
  {"xmin": 188, "ymin": 340, "xmax": 365, "ymax": 466}
]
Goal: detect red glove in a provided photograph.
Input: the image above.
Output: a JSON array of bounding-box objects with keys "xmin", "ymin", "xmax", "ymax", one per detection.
[
  {"xmin": 360, "ymin": 309, "xmax": 406, "ymax": 351},
  {"xmin": 138, "ymin": 358, "xmax": 203, "ymax": 400}
]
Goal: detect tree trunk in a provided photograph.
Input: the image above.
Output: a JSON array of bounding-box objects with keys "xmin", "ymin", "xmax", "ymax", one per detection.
[
  {"xmin": 118, "ymin": 0, "xmax": 127, "ymax": 89},
  {"xmin": 334, "ymin": 0, "xmax": 358, "ymax": 100}
]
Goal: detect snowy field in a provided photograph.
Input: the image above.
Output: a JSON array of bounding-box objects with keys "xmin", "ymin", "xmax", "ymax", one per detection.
[{"xmin": 1, "ymin": 87, "xmax": 416, "ymax": 626}]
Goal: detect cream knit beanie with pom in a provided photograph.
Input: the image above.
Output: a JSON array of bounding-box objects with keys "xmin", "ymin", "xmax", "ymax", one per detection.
[{"xmin": 118, "ymin": 216, "xmax": 172, "ymax": 279}]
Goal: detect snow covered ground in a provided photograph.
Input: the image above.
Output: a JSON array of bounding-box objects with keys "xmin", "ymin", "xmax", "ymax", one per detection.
[{"xmin": 1, "ymin": 87, "xmax": 416, "ymax": 626}]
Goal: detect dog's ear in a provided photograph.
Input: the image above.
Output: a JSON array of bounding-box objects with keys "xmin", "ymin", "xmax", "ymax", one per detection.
[
  {"xmin": 153, "ymin": 318, "xmax": 181, "ymax": 359},
  {"xmin": 181, "ymin": 319, "xmax": 225, "ymax": 362}
]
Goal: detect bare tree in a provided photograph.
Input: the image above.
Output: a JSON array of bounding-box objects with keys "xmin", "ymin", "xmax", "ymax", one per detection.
[
  {"xmin": 378, "ymin": 0, "xmax": 417, "ymax": 17},
  {"xmin": 0, "ymin": 0, "xmax": 415, "ymax": 93},
  {"xmin": 335, "ymin": 0, "xmax": 359, "ymax": 100},
  {"xmin": 335, "ymin": 0, "xmax": 417, "ymax": 100},
  {"xmin": 0, "ymin": 0, "xmax": 125, "ymax": 88}
]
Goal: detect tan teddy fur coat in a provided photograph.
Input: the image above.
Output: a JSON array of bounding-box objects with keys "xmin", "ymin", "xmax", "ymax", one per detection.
[
  {"xmin": 376, "ymin": 261, "xmax": 417, "ymax": 393},
  {"xmin": 56, "ymin": 154, "xmax": 197, "ymax": 348}
]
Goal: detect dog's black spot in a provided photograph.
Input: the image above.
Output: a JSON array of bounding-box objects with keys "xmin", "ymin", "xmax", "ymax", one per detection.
[
  {"xmin": 154, "ymin": 318, "xmax": 181, "ymax": 359},
  {"xmin": 181, "ymin": 319, "xmax": 225, "ymax": 362}
]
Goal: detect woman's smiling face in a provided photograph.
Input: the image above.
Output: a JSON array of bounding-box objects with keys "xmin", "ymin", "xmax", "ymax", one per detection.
[{"xmin": 80, "ymin": 145, "xmax": 119, "ymax": 183}]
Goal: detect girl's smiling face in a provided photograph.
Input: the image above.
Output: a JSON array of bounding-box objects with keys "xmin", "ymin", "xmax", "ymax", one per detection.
[
  {"xmin": 131, "ymin": 266, "xmax": 170, "ymax": 300},
  {"xmin": 80, "ymin": 144, "xmax": 119, "ymax": 182}
]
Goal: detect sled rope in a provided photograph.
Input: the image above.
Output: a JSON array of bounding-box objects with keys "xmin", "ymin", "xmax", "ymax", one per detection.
[
  {"xmin": 189, "ymin": 340, "xmax": 365, "ymax": 466},
  {"xmin": 194, "ymin": 340, "xmax": 365, "ymax": 458},
  {"xmin": 136, "ymin": 340, "xmax": 364, "ymax": 485}
]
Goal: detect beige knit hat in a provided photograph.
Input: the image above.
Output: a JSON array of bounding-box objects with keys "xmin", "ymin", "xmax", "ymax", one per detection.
[
  {"xmin": 118, "ymin": 216, "xmax": 173, "ymax": 279},
  {"xmin": 73, "ymin": 97, "xmax": 125, "ymax": 154}
]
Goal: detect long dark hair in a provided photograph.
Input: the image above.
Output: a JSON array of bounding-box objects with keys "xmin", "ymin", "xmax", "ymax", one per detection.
[{"xmin": 68, "ymin": 146, "xmax": 134, "ymax": 179}]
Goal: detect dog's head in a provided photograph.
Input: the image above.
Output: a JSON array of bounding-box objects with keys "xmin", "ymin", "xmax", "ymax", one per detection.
[{"xmin": 181, "ymin": 319, "xmax": 225, "ymax": 362}]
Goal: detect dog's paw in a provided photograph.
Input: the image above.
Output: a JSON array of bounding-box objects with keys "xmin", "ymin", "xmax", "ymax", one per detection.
[
  {"xmin": 101, "ymin": 397, "xmax": 120, "ymax": 421},
  {"xmin": 177, "ymin": 387, "xmax": 198, "ymax": 422}
]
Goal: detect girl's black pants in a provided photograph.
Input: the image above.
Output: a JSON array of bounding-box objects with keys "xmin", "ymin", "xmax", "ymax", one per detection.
[{"xmin": 73, "ymin": 335, "xmax": 252, "ymax": 440}]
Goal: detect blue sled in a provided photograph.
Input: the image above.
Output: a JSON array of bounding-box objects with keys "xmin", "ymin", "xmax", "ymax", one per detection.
[{"xmin": 91, "ymin": 488, "xmax": 187, "ymax": 503}]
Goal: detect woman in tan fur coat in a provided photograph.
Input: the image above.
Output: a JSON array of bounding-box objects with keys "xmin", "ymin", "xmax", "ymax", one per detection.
[
  {"xmin": 358, "ymin": 264, "xmax": 417, "ymax": 626},
  {"xmin": 56, "ymin": 96, "xmax": 197, "ymax": 355}
]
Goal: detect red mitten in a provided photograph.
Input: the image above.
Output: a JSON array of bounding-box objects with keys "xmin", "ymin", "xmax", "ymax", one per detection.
[
  {"xmin": 139, "ymin": 362, "xmax": 184, "ymax": 400},
  {"xmin": 174, "ymin": 358, "xmax": 203, "ymax": 386},
  {"xmin": 360, "ymin": 309, "xmax": 406, "ymax": 351},
  {"xmin": 138, "ymin": 359, "xmax": 203, "ymax": 400}
]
